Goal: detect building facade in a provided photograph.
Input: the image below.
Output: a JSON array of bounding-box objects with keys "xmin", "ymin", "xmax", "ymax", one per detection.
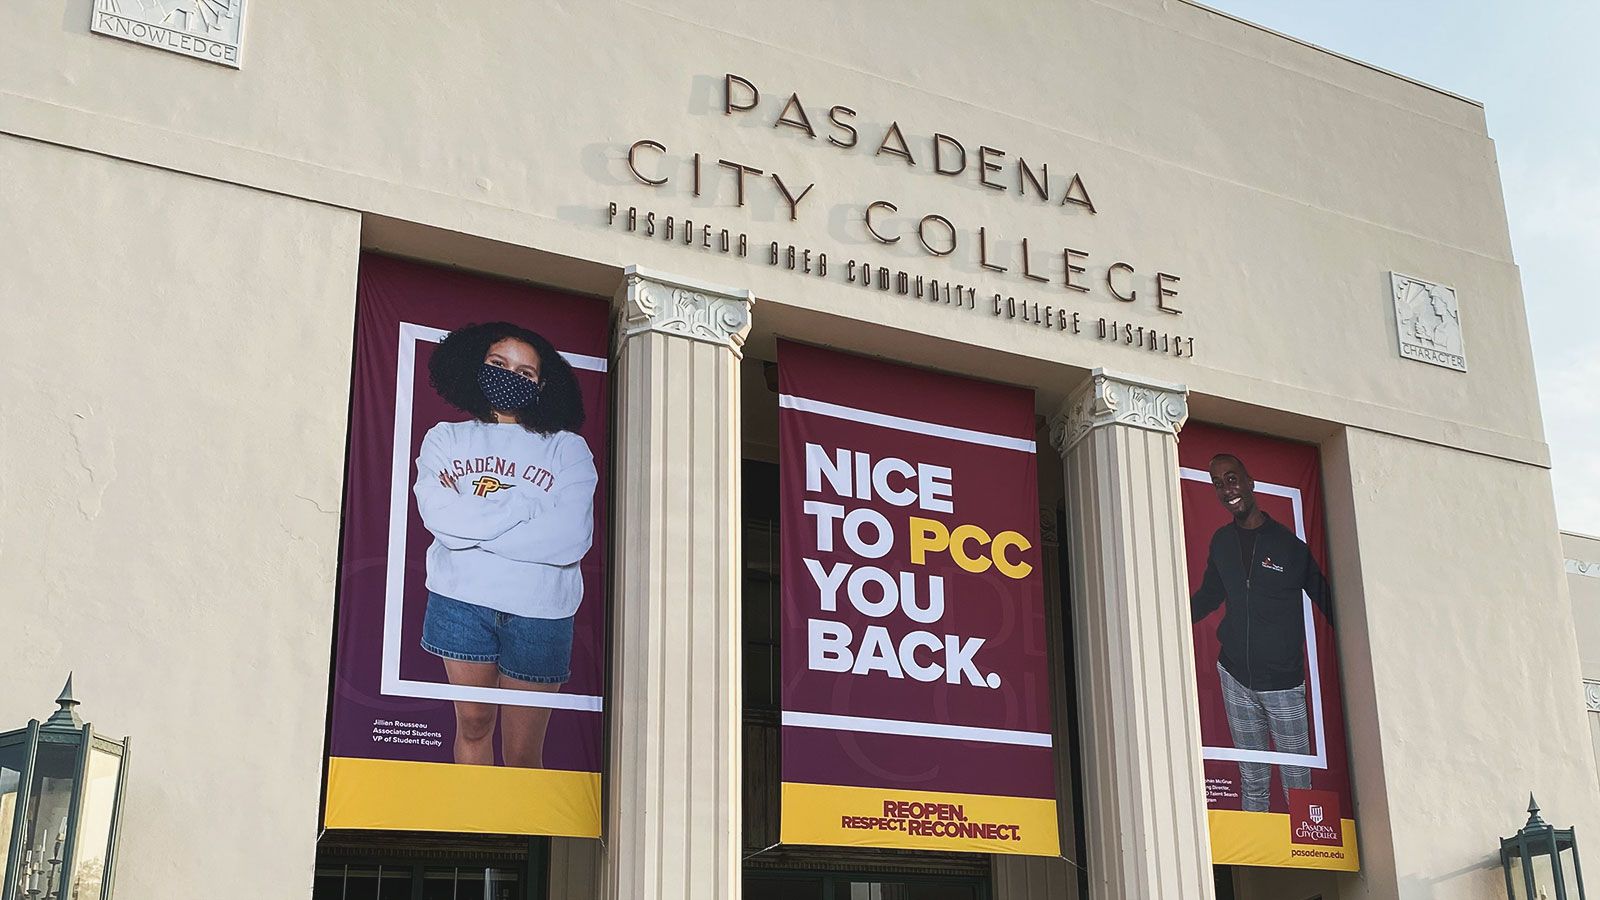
[
  {"xmin": 1565, "ymin": 532, "xmax": 1600, "ymax": 776},
  {"xmin": 2, "ymin": 2, "xmax": 1595, "ymax": 899}
]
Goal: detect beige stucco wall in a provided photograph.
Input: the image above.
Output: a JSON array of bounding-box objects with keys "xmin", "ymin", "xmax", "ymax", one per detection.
[
  {"xmin": 1318, "ymin": 430, "xmax": 1597, "ymax": 900},
  {"xmin": 0, "ymin": 2, "xmax": 1583, "ymax": 899},
  {"xmin": 1562, "ymin": 532, "xmax": 1600, "ymax": 776},
  {"xmin": 0, "ymin": 0, "xmax": 1540, "ymax": 460},
  {"xmin": 1563, "ymin": 533, "xmax": 1600, "ymax": 679},
  {"xmin": 0, "ymin": 134, "xmax": 360, "ymax": 899}
]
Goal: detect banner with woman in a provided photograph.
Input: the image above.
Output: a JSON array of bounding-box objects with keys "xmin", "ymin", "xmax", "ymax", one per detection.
[{"xmin": 323, "ymin": 254, "xmax": 610, "ymax": 837}]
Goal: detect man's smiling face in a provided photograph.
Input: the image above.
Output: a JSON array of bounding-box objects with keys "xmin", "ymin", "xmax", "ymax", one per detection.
[{"xmin": 1209, "ymin": 455, "xmax": 1257, "ymax": 524}]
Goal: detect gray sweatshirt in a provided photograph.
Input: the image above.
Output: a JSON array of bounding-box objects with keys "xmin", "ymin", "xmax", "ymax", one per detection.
[{"xmin": 413, "ymin": 420, "xmax": 597, "ymax": 619}]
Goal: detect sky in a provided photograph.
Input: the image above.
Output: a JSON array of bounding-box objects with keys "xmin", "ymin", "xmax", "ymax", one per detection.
[{"xmin": 1197, "ymin": 0, "xmax": 1600, "ymax": 536}]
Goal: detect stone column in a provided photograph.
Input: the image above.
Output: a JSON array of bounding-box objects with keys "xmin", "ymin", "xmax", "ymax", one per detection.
[
  {"xmin": 603, "ymin": 266, "xmax": 753, "ymax": 900},
  {"xmin": 1046, "ymin": 369, "xmax": 1214, "ymax": 900}
]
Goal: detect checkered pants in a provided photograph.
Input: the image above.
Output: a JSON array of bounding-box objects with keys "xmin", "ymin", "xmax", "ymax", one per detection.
[{"xmin": 1217, "ymin": 661, "xmax": 1311, "ymax": 811}]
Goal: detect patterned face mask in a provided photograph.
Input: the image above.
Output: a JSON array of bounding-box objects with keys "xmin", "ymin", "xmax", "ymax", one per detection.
[{"xmin": 478, "ymin": 363, "xmax": 540, "ymax": 411}]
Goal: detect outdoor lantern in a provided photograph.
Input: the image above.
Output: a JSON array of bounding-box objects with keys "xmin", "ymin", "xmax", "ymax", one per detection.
[
  {"xmin": 1501, "ymin": 795, "xmax": 1587, "ymax": 900},
  {"xmin": 0, "ymin": 677, "xmax": 130, "ymax": 900}
]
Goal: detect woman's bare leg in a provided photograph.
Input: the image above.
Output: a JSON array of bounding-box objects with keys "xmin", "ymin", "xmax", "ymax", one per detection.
[
  {"xmin": 441, "ymin": 658, "xmax": 501, "ymax": 765},
  {"xmin": 497, "ymin": 676, "xmax": 560, "ymax": 768}
]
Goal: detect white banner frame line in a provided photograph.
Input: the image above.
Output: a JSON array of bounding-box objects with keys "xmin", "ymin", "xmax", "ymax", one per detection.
[
  {"xmin": 379, "ymin": 321, "xmax": 606, "ymax": 713},
  {"xmin": 1179, "ymin": 466, "xmax": 1328, "ymax": 771}
]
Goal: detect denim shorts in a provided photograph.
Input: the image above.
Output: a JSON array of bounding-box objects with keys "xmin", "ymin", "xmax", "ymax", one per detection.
[{"xmin": 421, "ymin": 591, "xmax": 574, "ymax": 684}]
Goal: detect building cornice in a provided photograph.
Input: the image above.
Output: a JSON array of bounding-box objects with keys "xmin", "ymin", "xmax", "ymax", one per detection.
[{"xmin": 1566, "ymin": 559, "xmax": 1600, "ymax": 579}]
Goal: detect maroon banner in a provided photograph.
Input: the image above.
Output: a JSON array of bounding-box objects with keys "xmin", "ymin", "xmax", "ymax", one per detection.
[
  {"xmin": 324, "ymin": 254, "xmax": 608, "ymax": 837},
  {"xmin": 777, "ymin": 341, "xmax": 1059, "ymax": 857},
  {"xmin": 1180, "ymin": 422, "xmax": 1357, "ymax": 870}
]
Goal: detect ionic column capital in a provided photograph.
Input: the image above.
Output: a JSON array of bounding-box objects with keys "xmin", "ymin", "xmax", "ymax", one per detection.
[
  {"xmin": 614, "ymin": 265, "xmax": 754, "ymax": 357},
  {"xmin": 1048, "ymin": 368, "xmax": 1189, "ymax": 456}
]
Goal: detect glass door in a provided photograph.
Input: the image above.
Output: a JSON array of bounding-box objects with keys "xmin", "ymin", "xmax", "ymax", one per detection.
[
  {"xmin": 314, "ymin": 861, "xmax": 522, "ymax": 900},
  {"xmin": 420, "ymin": 865, "xmax": 521, "ymax": 900}
]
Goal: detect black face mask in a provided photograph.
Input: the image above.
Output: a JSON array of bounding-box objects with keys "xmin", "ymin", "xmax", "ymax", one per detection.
[{"xmin": 478, "ymin": 364, "xmax": 540, "ymax": 411}]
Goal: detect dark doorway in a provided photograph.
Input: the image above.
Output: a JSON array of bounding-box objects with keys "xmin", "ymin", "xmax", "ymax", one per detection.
[
  {"xmin": 313, "ymin": 833, "xmax": 547, "ymax": 900},
  {"xmin": 743, "ymin": 871, "xmax": 990, "ymax": 899},
  {"xmin": 740, "ymin": 459, "xmax": 992, "ymax": 888}
]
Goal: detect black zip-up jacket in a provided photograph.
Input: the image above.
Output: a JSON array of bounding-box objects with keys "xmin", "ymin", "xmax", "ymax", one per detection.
[{"xmin": 1190, "ymin": 514, "xmax": 1332, "ymax": 691}]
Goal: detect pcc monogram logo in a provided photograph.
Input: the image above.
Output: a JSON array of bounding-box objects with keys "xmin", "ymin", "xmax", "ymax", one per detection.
[
  {"xmin": 1289, "ymin": 790, "xmax": 1343, "ymax": 847},
  {"xmin": 472, "ymin": 476, "xmax": 516, "ymax": 498}
]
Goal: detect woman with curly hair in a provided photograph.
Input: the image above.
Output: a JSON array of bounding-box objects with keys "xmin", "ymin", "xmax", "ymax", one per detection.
[{"xmin": 413, "ymin": 321, "xmax": 596, "ymax": 769}]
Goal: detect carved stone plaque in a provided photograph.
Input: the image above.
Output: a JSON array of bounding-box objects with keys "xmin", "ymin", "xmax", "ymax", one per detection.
[
  {"xmin": 91, "ymin": 0, "xmax": 246, "ymax": 68},
  {"xmin": 1391, "ymin": 272, "xmax": 1467, "ymax": 372}
]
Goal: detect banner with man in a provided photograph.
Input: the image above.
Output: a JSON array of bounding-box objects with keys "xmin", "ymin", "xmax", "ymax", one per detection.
[
  {"xmin": 776, "ymin": 341, "xmax": 1059, "ymax": 857},
  {"xmin": 1180, "ymin": 422, "xmax": 1358, "ymax": 871}
]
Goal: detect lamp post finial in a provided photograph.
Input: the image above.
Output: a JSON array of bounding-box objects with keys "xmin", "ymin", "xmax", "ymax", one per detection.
[
  {"xmin": 1526, "ymin": 794, "xmax": 1548, "ymax": 829},
  {"xmin": 43, "ymin": 673, "xmax": 82, "ymax": 729}
]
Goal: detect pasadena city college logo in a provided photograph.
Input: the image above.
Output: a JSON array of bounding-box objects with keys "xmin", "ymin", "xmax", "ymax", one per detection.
[
  {"xmin": 1288, "ymin": 789, "xmax": 1343, "ymax": 847},
  {"xmin": 472, "ymin": 476, "xmax": 516, "ymax": 497},
  {"xmin": 90, "ymin": 0, "xmax": 247, "ymax": 68},
  {"xmin": 1390, "ymin": 272, "xmax": 1467, "ymax": 372}
]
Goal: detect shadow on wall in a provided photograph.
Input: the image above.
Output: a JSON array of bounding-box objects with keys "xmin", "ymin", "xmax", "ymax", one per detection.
[{"xmin": 1395, "ymin": 854, "xmax": 1505, "ymax": 900}]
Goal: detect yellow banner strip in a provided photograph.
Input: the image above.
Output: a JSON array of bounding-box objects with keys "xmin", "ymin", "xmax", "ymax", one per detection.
[
  {"xmin": 325, "ymin": 757, "xmax": 600, "ymax": 837},
  {"xmin": 1208, "ymin": 809, "xmax": 1360, "ymax": 872},
  {"xmin": 781, "ymin": 782, "xmax": 1060, "ymax": 857}
]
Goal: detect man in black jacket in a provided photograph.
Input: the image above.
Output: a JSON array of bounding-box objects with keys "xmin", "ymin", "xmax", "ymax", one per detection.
[{"xmin": 1191, "ymin": 453, "xmax": 1333, "ymax": 812}]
